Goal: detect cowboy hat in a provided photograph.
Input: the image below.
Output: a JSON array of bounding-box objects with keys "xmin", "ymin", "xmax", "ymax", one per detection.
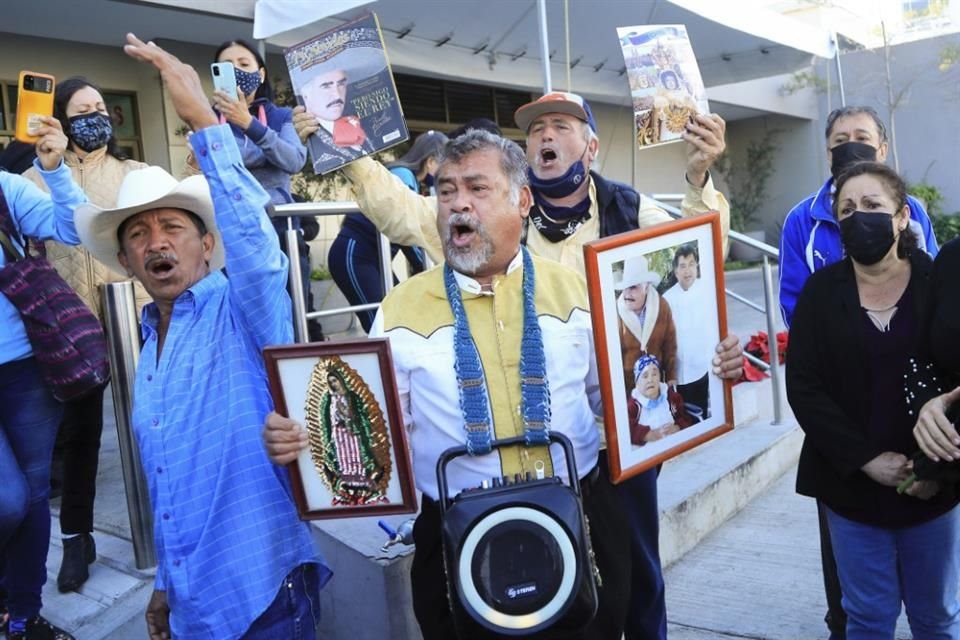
[
  {"xmin": 74, "ymin": 166, "xmax": 222, "ymax": 276},
  {"xmin": 614, "ymin": 255, "xmax": 662, "ymax": 290},
  {"xmin": 294, "ymin": 45, "xmax": 387, "ymax": 97}
]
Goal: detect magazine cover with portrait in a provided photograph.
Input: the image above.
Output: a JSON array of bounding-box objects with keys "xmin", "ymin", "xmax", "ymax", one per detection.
[
  {"xmin": 283, "ymin": 12, "xmax": 409, "ymax": 175},
  {"xmin": 616, "ymin": 24, "xmax": 709, "ymax": 149},
  {"xmin": 584, "ymin": 213, "xmax": 733, "ymax": 481},
  {"xmin": 264, "ymin": 339, "xmax": 417, "ymax": 519}
]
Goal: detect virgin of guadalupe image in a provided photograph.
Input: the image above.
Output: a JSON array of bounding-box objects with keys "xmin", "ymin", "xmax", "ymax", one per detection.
[{"xmin": 303, "ymin": 357, "xmax": 392, "ymax": 506}]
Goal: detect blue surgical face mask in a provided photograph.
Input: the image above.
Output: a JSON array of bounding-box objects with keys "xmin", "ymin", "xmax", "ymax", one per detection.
[
  {"xmin": 234, "ymin": 67, "xmax": 262, "ymax": 97},
  {"xmin": 527, "ymin": 141, "xmax": 590, "ymax": 199},
  {"xmin": 68, "ymin": 112, "xmax": 113, "ymax": 153}
]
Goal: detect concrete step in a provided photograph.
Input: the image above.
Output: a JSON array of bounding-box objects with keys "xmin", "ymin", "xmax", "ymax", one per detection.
[{"xmin": 660, "ymin": 377, "xmax": 800, "ymax": 569}]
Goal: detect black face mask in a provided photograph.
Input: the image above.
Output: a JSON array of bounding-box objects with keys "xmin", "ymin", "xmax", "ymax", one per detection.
[
  {"xmin": 839, "ymin": 210, "xmax": 896, "ymax": 265},
  {"xmin": 830, "ymin": 141, "xmax": 878, "ymax": 180}
]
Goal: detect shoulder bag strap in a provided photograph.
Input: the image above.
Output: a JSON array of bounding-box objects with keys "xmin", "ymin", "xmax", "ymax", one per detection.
[
  {"xmin": 0, "ymin": 183, "xmax": 24, "ymax": 262},
  {"xmin": 0, "ymin": 226, "xmax": 23, "ymax": 262}
]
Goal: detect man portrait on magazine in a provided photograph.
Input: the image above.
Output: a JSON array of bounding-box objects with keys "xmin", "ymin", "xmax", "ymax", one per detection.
[
  {"xmin": 299, "ymin": 48, "xmax": 380, "ymax": 168},
  {"xmin": 285, "ymin": 13, "xmax": 409, "ymax": 175}
]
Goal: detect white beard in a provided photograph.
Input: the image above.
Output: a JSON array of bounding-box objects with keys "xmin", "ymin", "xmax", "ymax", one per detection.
[{"xmin": 443, "ymin": 213, "xmax": 495, "ymax": 276}]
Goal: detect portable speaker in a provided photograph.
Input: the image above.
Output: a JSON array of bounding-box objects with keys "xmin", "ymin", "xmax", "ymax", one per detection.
[{"xmin": 436, "ymin": 433, "xmax": 598, "ymax": 638}]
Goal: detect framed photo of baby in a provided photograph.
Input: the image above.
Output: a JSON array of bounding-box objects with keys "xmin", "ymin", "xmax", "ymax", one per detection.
[
  {"xmin": 264, "ymin": 339, "xmax": 417, "ymax": 519},
  {"xmin": 584, "ymin": 212, "xmax": 733, "ymax": 482}
]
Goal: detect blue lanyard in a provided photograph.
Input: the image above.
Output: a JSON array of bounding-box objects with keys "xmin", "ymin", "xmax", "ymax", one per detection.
[{"xmin": 444, "ymin": 247, "xmax": 551, "ymax": 455}]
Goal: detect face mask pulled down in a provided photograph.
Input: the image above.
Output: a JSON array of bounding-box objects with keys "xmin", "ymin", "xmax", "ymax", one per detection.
[
  {"xmin": 839, "ymin": 210, "xmax": 897, "ymax": 265},
  {"xmin": 527, "ymin": 140, "xmax": 590, "ymax": 199}
]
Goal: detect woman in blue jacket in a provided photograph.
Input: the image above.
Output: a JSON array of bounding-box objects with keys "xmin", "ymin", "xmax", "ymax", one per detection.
[
  {"xmin": 211, "ymin": 39, "xmax": 306, "ymax": 206},
  {"xmin": 209, "ymin": 39, "xmax": 316, "ymax": 333}
]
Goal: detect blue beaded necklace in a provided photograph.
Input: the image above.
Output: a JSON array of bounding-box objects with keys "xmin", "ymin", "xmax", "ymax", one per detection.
[{"xmin": 444, "ymin": 247, "xmax": 551, "ymax": 455}]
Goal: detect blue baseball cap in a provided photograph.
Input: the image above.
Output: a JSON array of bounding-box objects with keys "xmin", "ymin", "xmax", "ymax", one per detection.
[{"xmin": 514, "ymin": 92, "xmax": 597, "ymax": 134}]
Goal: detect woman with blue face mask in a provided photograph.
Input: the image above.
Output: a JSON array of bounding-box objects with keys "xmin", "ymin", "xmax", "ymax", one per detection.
[
  {"xmin": 787, "ymin": 161, "xmax": 960, "ymax": 638},
  {"xmin": 21, "ymin": 76, "xmax": 150, "ymax": 598},
  {"xmin": 208, "ymin": 39, "xmax": 315, "ymax": 335},
  {"xmin": 210, "ymin": 39, "xmax": 306, "ymax": 208}
]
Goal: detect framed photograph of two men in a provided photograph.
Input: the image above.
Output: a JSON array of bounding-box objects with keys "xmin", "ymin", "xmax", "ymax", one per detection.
[
  {"xmin": 264, "ymin": 339, "xmax": 417, "ymax": 520},
  {"xmin": 584, "ymin": 212, "xmax": 733, "ymax": 483}
]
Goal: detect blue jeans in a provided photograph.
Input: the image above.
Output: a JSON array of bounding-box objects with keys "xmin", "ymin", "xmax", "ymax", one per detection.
[
  {"xmin": 826, "ymin": 505, "xmax": 960, "ymax": 640},
  {"xmin": 241, "ymin": 563, "xmax": 322, "ymax": 639},
  {"xmin": 614, "ymin": 464, "xmax": 667, "ymax": 640},
  {"xmin": 0, "ymin": 357, "xmax": 63, "ymax": 619}
]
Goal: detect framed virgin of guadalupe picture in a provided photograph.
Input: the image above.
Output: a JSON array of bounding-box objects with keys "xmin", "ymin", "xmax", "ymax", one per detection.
[
  {"xmin": 583, "ymin": 212, "xmax": 733, "ymax": 482},
  {"xmin": 264, "ymin": 339, "xmax": 417, "ymax": 519}
]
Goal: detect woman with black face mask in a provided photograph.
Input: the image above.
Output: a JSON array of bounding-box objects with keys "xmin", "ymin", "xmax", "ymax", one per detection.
[
  {"xmin": 786, "ymin": 161, "xmax": 960, "ymax": 638},
  {"xmin": 22, "ymin": 76, "xmax": 150, "ymax": 596}
]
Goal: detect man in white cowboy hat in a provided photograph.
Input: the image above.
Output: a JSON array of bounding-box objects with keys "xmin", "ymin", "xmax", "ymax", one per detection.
[
  {"xmin": 297, "ymin": 45, "xmax": 386, "ymax": 166},
  {"xmin": 74, "ymin": 34, "xmax": 331, "ymax": 640},
  {"xmin": 293, "ymin": 88, "xmax": 741, "ymax": 640},
  {"xmin": 615, "ymin": 255, "xmax": 677, "ymax": 401}
]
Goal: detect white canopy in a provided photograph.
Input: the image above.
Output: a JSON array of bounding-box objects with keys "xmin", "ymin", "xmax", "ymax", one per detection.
[{"xmin": 251, "ymin": 0, "xmax": 836, "ymax": 103}]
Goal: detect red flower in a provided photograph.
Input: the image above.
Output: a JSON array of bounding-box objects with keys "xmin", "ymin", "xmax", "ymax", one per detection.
[{"xmin": 744, "ymin": 330, "xmax": 789, "ymax": 365}]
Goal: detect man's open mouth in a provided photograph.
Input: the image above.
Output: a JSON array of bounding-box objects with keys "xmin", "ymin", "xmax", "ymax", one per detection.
[
  {"xmin": 145, "ymin": 255, "xmax": 177, "ymax": 279},
  {"xmin": 448, "ymin": 215, "xmax": 477, "ymax": 249},
  {"xmin": 539, "ymin": 147, "xmax": 558, "ymax": 165}
]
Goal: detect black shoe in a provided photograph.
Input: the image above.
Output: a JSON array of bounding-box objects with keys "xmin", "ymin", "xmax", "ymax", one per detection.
[
  {"xmin": 6, "ymin": 616, "xmax": 74, "ymax": 640},
  {"xmin": 56, "ymin": 533, "xmax": 96, "ymax": 593},
  {"xmin": 307, "ymin": 319, "xmax": 325, "ymax": 342}
]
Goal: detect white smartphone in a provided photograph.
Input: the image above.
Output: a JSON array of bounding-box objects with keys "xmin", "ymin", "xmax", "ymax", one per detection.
[{"xmin": 211, "ymin": 62, "xmax": 237, "ymax": 97}]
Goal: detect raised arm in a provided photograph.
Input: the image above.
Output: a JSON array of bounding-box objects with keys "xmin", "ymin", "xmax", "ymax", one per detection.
[
  {"xmin": 682, "ymin": 113, "xmax": 730, "ymax": 251},
  {"xmin": 192, "ymin": 125, "xmax": 292, "ymax": 347},
  {"xmin": 124, "ymin": 32, "xmax": 291, "ymax": 348},
  {"xmin": 341, "ymin": 158, "xmax": 443, "ymax": 263},
  {"xmin": 292, "ymin": 105, "xmax": 443, "ymax": 262},
  {"xmin": 3, "ymin": 166, "xmax": 85, "ymax": 246}
]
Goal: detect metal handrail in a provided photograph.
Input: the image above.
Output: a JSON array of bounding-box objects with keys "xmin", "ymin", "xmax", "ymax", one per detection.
[
  {"xmin": 655, "ymin": 195, "xmax": 783, "ymax": 424},
  {"xmin": 271, "ymin": 202, "xmax": 394, "ymax": 343},
  {"xmin": 279, "ymin": 197, "xmax": 785, "ymax": 424}
]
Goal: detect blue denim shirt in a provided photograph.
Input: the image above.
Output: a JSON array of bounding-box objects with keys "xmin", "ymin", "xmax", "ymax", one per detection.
[
  {"xmin": 0, "ymin": 162, "xmax": 85, "ymax": 364},
  {"xmin": 133, "ymin": 125, "xmax": 330, "ymax": 639}
]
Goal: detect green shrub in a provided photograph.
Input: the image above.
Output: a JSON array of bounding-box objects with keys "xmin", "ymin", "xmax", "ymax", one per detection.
[
  {"xmin": 310, "ymin": 266, "xmax": 332, "ymax": 281},
  {"xmin": 908, "ymin": 183, "xmax": 945, "ymax": 218},
  {"xmin": 932, "ymin": 213, "xmax": 960, "ymax": 245}
]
